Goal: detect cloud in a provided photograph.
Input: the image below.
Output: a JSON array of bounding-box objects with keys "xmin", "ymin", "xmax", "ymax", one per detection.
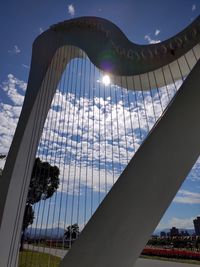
[
  {"xmin": 174, "ymin": 190, "xmax": 200, "ymax": 204},
  {"xmin": 1, "ymin": 74, "xmax": 26, "ymax": 105},
  {"xmin": 192, "ymin": 4, "xmax": 196, "ymax": 11},
  {"xmin": 0, "ymin": 74, "xmax": 26, "ymax": 156},
  {"xmin": 187, "ymin": 161, "xmax": 200, "ymax": 182},
  {"xmin": 8, "ymin": 45, "xmax": 21, "ymax": 54},
  {"xmin": 144, "ymin": 34, "xmax": 161, "ymax": 44},
  {"xmin": 35, "ymin": 80, "xmax": 178, "ymax": 194},
  {"xmin": 155, "ymin": 29, "xmax": 160, "ymax": 36},
  {"xmin": 39, "ymin": 27, "xmax": 44, "ymax": 34},
  {"xmin": 55, "ymin": 163, "xmax": 115, "ymax": 195},
  {"xmin": 169, "ymin": 217, "xmax": 195, "ymax": 228},
  {"xmin": 157, "ymin": 216, "xmax": 196, "ymax": 229},
  {"xmin": 1, "ymin": 73, "xmax": 194, "ymax": 231},
  {"xmin": 68, "ymin": 4, "xmax": 75, "ymax": 16},
  {"xmin": 0, "ymin": 73, "xmax": 181, "ymax": 197}
]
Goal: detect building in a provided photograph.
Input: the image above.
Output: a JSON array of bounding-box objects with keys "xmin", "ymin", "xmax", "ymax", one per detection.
[
  {"xmin": 169, "ymin": 227, "xmax": 179, "ymax": 237},
  {"xmin": 193, "ymin": 217, "xmax": 200, "ymax": 236}
]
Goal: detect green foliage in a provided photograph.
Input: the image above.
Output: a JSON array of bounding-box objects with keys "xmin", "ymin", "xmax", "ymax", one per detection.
[
  {"xmin": 147, "ymin": 236, "xmax": 200, "ymax": 250},
  {"xmin": 147, "ymin": 238, "xmax": 168, "ymax": 247},
  {"xmin": 23, "ymin": 204, "xmax": 34, "ymax": 231},
  {"xmin": 27, "ymin": 157, "xmax": 60, "ymax": 205},
  {"xmin": 21, "ymin": 158, "xmax": 60, "ymax": 250},
  {"xmin": 64, "ymin": 223, "xmax": 80, "ymax": 240}
]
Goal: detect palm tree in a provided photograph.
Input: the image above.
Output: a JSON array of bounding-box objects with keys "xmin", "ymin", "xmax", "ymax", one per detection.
[{"xmin": 64, "ymin": 223, "xmax": 80, "ymax": 247}]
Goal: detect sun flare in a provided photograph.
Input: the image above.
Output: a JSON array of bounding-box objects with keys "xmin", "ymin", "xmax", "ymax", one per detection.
[{"xmin": 102, "ymin": 75, "xmax": 111, "ymax": 86}]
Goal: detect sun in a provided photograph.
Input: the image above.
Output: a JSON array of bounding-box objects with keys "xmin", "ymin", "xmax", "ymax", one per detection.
[{"xmin": 102, "ymin": 75, "xmax": 111, "ymax": 86}]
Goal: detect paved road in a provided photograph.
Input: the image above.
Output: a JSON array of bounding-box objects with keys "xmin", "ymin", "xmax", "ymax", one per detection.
[
  {"xmin": 24, "ymin": 244, "xmax": 67, "ymax": 258},
  {"xmin": 134, "ymin": 258, "xmax": 199, "ymax": 267},
  {"xmin": 24, "ymin": 245, "xmax": 199, "ymax": 267}
]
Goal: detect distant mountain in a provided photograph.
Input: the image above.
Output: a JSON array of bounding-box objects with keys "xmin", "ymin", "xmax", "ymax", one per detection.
[
  {"xmin": 25, "ymin": 226, "xmax": 195, "ymax": 239},
  {"xmin": 153, "ymin": 228, "xmax": 195, "ymax": 236},
  {"xmin": 25, "ymin": 227, "xmax": 65, "ymax": 239}
]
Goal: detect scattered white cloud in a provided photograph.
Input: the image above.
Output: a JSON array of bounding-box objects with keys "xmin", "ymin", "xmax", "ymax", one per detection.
[
  {"xmin": 8, "ymin": 45, "xmax": 21, "ymax": 54},
  {"xmin": 174, "ymin": 190, "xmax": 200, "ymax": 204},
  {"xmin": 169, "ymin": 217, "xmax": 195, "ymax": 228},
  {"xmin": 14, "ymin": 45, "xmax": 21, "ymax": 53},
  {"xmin": 0, "ymin": 72, "xmax": 178, "ymax": 195},
  {"xmin": 157, "ymin": 216, "xmax": 196, "ymax": 229},
  {"xmin": 192, "ymin": 4, "xmax": 196, "ymax": 11},
  {"xmin": 144, "ymin": 34, "xmax": 161, "ymax": 44},
  {"xmin": 0, "ymin": 74, "xmax": 27, "ymax": 155},
  {"xmin": 55, "ymin": 163, "xmax": 115, "ymax": 195},
  {"xmin": 189, "ymin": 160, "xmax": 200, "ymax": 181},
  {"xmin": 1, "ymin": 74, "xmax": 26, "ymax": 105},
  {"xmin": 68, "ymin": 4, "xmax": 75, "ymax": 16},
  {"xmin": 39, "ymin": 27, "xmax": 44, "ymax": 34},
  {"xmin": 1, "ymin": 72, "xmax": 198, "ymax": 231},
  {"xmin": 155, "ymin": 29, "xmax": 160, "ymax": 36}
]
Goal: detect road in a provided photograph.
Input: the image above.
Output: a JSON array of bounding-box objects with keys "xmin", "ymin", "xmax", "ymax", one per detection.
[
  {"xmin": 134, "ymin": 258, "xmax": 199, "ymax": 267},
  {"xmin": 24, "ymin": 244, "xmax": 67, "ymax": 258},
  {"xmin": 24, "ymin": 245, "xmax": 199, "ymax": 267}
]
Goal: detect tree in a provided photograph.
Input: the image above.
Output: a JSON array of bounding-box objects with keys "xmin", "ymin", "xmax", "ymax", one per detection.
[
  {"xmin": 20, "ymin": 157, "xmax": 60, "ymax": 250},
  {"xmin": 20, "ymin": 203, "xmax": 34, "ymax": 250},
  {"xmin": 64, "ymin": 223, "xmax": 80, "ymax": 246},
  {"xmin": 27, "ymin": 157, "xmax": 60, "ymax": 204}
]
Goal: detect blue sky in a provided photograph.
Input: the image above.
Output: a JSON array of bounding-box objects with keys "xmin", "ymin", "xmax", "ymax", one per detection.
[{"xmin": 1, "ymin": 1, "xmax": 200, "ymax": 234}]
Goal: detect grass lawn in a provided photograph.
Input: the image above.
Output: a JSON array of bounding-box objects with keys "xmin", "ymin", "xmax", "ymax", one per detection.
[
  {"xmin": 19, "ymin": 250, "xmax": 61, "ymax": 267},
  {"xmin": 19, "ymin": 250, "xmax": 200, "ymax": 266},
  {"xmin": 140, "ymin": 255, "xmax": 200, "ymax": 265}
]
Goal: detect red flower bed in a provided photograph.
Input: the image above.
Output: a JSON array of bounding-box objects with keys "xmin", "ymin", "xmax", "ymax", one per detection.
[{"xmin": 142, "ymin": 247, "xmax": 200, "ymax": 260}]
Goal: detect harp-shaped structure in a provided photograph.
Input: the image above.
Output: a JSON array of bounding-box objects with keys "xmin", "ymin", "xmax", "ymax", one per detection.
[{"xmin": 1, "ymin": 16, "xmax": 200, "ymax": 267}]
